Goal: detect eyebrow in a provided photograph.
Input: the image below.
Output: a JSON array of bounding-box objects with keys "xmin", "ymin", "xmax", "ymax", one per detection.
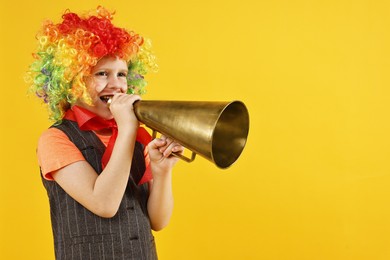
[{"xmin": 93, "ymin": 68, "xmax": 128, "ymax": 72}]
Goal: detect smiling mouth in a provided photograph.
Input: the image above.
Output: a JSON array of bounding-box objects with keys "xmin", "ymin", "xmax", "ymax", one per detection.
[{"xmin": 100, "ymin": 95, "xmax": 113, "ymax": 103}]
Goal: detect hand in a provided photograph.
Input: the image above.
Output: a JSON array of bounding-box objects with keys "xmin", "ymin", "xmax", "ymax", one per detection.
[
  {"xmin": 109, "ymin": 93, "xmax": 140, "ymax": 131},
  {"xmin": 147, "ymin": 135, "xmax": 184, "ymax": 176}
]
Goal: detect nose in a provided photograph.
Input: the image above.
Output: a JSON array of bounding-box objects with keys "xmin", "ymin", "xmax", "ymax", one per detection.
[{"xmin": 107, "ymin": 75, "xmax": 127, "ymax": 93}]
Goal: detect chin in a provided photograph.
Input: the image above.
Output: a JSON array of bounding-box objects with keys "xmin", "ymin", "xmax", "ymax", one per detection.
[
  {"xmin": 103, "ymin": 114, "xmax": 114, "ymax": 120},
  {"xmin": 97, "ymin": 110, "xmax": 114, "ymax": 120},
  {"xmin": 83, "ymin": 104, "xmax": 113, "ymax": 120}
]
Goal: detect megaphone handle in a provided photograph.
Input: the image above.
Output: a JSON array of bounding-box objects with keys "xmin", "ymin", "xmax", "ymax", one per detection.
[
  {"xmin": 151, "ymin": 130, "xmax": 197, "ymax": 163},
  {"xmin": 172, "ymin": 151, "xmax": 196, "ymax": 163}
]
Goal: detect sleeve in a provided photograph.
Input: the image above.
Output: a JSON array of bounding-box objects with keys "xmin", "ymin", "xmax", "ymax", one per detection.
[{"xmin": 37, "ymin": 128, "xmax": 86, "ymax": 180}]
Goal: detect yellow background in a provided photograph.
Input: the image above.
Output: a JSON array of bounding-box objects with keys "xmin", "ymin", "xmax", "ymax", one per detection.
[{"xmin": 1, "ymin": 0, "xmax": 390, "ymax": 259}]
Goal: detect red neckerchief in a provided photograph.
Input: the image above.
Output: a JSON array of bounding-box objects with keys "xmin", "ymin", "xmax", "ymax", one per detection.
[{"xmin": 64, "ymin": 106, "xmax": 152, "ymax": 185}]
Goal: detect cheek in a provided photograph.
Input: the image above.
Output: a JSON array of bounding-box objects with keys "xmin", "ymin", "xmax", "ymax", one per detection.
[
  {"xmin": 121, "ymin": 84, "xmax": 129, "ymax": 93},
  {"xmin": 94, "ymin": 82, "xmax": 107, "ymax": 93},
  {"xmin": 87, "ymin": 78, "xmax": 105, "ymax": 94},
  {"xmin": 119, "ymin": 80, "xmax": 128, "ymax": 93}
]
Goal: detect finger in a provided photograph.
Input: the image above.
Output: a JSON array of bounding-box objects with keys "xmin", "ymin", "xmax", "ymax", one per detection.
[
  {"xmin": 148, "ymin": 137, "xmax": 167, "ymax": 150},
  {"xmin": 109, "ymin": 94, "xmax": 141, "ymax": 110},
  {"xmin": 162, "ymin": 140, "xmax": 182, "ymax": 157},
  {"xmin": 113, "ymin": 93, "xmax": 140, "ymax": 102},
  {"xmin": 107, "ymin": 93, "xmax": 124, "ymax": 108},
  {"xmin": 158, "ymin": 137, "xmax": 174, "ymax": 154},
  {"xmin": 172, "ymin": 143, "xmax": 184, "ymax": 153}
]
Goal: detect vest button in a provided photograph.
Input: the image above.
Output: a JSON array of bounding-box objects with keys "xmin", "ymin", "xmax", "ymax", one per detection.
[{"xmin": 130, "ymin": 236, "xmax": 139, "ymax": 240}]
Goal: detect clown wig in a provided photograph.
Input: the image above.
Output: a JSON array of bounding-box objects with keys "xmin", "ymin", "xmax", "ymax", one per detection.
[{"xmin": 27, "ymin": 6, "xmax": 158, "ymax": 122}]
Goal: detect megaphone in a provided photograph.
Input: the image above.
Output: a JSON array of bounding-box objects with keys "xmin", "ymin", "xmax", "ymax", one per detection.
[{"xmin": 132, "ymin": 100, "xmax": 249, "ymax": 169}]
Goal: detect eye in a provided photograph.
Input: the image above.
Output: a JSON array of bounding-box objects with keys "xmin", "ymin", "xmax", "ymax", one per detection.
[
  {"xmin": 95, "ymin": 71, "xmax": 108, "ymax": 77},
  {"xmin": 118, "ymin": 71, "xmax": 128, "ymax": 77}
]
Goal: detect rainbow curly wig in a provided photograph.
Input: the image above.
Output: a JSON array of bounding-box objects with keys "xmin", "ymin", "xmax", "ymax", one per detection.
[{"xmin": 26, "ymin": 6, "xmax": 158, "ymax": 122}]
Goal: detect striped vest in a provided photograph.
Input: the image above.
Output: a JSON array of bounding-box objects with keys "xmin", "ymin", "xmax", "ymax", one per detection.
[{"xmin": 41, "ymin": 119, "xmax": 158, "ymax": 260}]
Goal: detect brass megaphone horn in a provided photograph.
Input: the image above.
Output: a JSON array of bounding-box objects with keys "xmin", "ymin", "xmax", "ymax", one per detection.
[{"xmin": 131, "ymin": 100, "xmax": 250, "ymax": 169}]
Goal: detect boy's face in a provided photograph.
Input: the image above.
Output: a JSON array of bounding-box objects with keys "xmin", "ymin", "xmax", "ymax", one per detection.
[{"xmin": 77, "ymin": 55, "xmax": 128, "ymax": 119}]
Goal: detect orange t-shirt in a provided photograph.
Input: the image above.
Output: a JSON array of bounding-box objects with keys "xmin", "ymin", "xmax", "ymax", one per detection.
[{"xmin": 37, "ymin": 128, "xmax": 111, "ymax": 180}]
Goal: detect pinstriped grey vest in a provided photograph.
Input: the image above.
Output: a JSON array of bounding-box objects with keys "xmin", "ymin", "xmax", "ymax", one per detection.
[{"xmin": 41, "ymin": 119, "xmax": 158, "ymax": 260}]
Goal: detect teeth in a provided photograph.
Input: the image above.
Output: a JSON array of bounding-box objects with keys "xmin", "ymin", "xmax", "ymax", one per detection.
[
  {"xmin": 107, "ymin": 98, "xmax": 112, "ymax": 107},
  {"xmin": 100, "ymin": 95, "xmax": 112, "ymax": 102}
]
